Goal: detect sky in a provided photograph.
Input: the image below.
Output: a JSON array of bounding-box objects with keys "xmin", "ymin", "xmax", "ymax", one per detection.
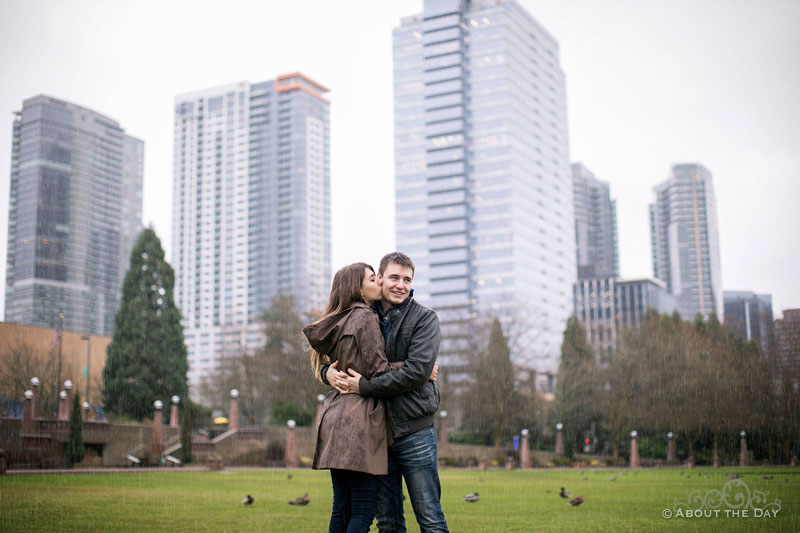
[{"xmin": 0, "ymin": 0, "xmax": 798, "ymax": 320}]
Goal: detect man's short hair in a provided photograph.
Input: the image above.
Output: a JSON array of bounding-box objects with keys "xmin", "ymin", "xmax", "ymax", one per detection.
[{"xmin": 379, "ymin": 252, "xmax": 415, "ymax": 276}]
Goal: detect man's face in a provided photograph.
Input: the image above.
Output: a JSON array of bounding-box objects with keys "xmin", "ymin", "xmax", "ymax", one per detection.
[{"xmin": 378, "ymin": 263, "xmax": 414, "ymax": 307}]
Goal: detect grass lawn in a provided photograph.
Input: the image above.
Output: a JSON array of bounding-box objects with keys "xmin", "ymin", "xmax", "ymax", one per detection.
[{"xmin": 1, "ymin": 467, "xmax": 798, "ymax": 532}]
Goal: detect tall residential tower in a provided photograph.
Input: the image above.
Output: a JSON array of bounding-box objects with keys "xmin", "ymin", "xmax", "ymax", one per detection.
[
  {"xmin": 5, "ymin": 95, "xmax": 143, "ymax": 335},
  {"xmin": 394, "ymin": 0, "xmax": 575, "ymax": 377},
  {"xmin": 173, "ymin": 75, "xmax": 330, "ymax": 387},
  {"xmin": 649, "ymin": 164, "xmax": 722, "ymax": 320},
  {"xmin": 572, "ymin": 162, "xmax": 618, "ymax": 279}
]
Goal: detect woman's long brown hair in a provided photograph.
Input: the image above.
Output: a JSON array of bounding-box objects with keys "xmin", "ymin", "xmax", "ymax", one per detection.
[{"xmin": 310, "ymin": 262, "xmax": 374, "ymax": 381}]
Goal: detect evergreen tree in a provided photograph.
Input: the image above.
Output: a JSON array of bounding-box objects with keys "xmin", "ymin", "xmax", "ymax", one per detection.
[
  {"xmin": 103, "ymin": 228, "xmax": 188, "ymax": 420},
  {"xmin": 460, "ymin": 318, "xmax": 518, "ymax": 446},
  {"xmin": 260, "ymin": 294, "xmax": 325, "ymax": 424},
  {"xmin": 180, "ymin": 400, "xmax": 192, "ymax": 464},
  {"xmin": 554, "ymin": 316, "xmax": 601, "ymax": 457},
  {"xmin": 67, "ymin": 393, "xmax": 84, "ymax": 464}
]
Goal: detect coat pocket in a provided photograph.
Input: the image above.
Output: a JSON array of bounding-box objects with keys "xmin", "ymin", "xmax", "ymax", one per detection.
[{"xmin": 368, "ymin": 398, "xmax": 384, "ymax": 420}]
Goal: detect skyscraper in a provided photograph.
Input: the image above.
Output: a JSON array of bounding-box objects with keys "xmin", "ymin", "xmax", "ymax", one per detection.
[
  {"xmin": 173, "ymin": 75, "xmax": 330, "ymax": 386},
  {"xmin": 723, "ymin": 291, "xmax": 775, "ymax": 361},
  {"xmin": 572, "ymin": 163, "xmax": 618, "ymax": 279},
  {"xmin": 394, "ymin": 0, "xmax": 574, "ymax": 376},
  {"xmin": 774, "ymin": 309, "xmax": 800, "ymax": 388},
  {"xmin": 5, "ymin": 95, "xmax": 143, "ymax": 335},
  {"xmin": 649, "ymin": 164, "xmax": 722, "ymax": 320}
]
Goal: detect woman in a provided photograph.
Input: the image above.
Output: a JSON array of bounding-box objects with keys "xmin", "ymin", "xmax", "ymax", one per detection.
[{"xmin": 304, "ymin": 262, "xmax": 432, "ymax": 533}]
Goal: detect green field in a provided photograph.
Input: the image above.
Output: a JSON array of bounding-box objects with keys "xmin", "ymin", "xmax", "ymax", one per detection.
[{"xmin": 1, "ymin": 467, "xmax": 798, "ymax": 532}]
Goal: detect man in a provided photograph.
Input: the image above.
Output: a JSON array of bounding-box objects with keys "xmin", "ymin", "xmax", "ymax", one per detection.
[{"xmin": 323, "ymin": 252, "xmax": 449, "ymax": 532}]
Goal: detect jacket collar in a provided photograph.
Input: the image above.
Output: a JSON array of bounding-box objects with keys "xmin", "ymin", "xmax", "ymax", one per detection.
[{"xmin": 383, "ymin": 289, "xmax": 414, "ymax": 319}]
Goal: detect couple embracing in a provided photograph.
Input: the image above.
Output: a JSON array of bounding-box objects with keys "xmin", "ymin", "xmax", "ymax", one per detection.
[{"xmin": 303, "ymin": 252, "xmax": 449, "ymax": 533}]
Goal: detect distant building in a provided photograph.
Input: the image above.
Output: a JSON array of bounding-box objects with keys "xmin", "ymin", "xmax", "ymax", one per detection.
[
  {"xmin": 573, "ymin": 277, "xmax": 678, "ymax": 363},
  {"xmin": 4, "ymin": 95, "xmax": 143, "ymax": 335},
  {"xmin": 774, "ymin": 309, "xmax": 800, "ymax": 387},
  {"xmin": 393, "ymin": 0, "xmax": 574, "ymax": 377},
  {"xmin": 572, "ymin": 163, "xmax": 619, "ymax": 279},
  {"xmin": 723, "ymin": 291, "xmax": 775, "ymax": 361},
  {"xmin": 649, "ymin": 164, "xmax": 722, "ymax": 321},
  {"xmin": 173, "ymin": 75, "xmax": 331, "ymax": 387},
  {"xmin": 0, "ymin": 321, "xmax": 109, "ymax": 408}
]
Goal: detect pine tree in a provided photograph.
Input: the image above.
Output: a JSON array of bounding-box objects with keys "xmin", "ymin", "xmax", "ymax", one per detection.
[
  {"xmin": 460, "ymin": 318, "xmax": 518, "ymax": 446},
  {"xmin": 180, "ymin": 400, "xmax": 192, "ymax": 464},
  {"xmin": 260, "ymin": 294, "xmax": 325, "ymax": 425},
  {"xmin": 554, "ymin": 316, "xmax": 601, "ymax": 457},
  {"xmin": 102, "ymin": 228, "xmax": 188, "ymax": 420},
  {"xmin": 67, "ymin": 393, "xmax": 84, "ymax": 465}
]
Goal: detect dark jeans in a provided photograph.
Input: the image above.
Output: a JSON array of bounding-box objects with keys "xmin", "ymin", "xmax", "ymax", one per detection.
[
  {"xmin": 375, "ymin": 425, "xmax": 449, "ymax": 532},
  {"xmin": 329, "ymin": 469, "xmax": 378, "ymax": 533}
]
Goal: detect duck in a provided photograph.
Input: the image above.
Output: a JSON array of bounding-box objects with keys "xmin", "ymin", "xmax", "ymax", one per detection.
[
  {"xmin": 241, "ymin": 494, "xmax": 254, "ymax": 505},
  {"xmin": 559, "ymin": 487, "xmax": 570, "ymax": 498},
  {"xmin": 288, "ymin": 493, "xmax": 310, "ymax": 505},
  {"xmin": 462, "ymin": 492, "xmax": 479, "ymax": 502},
  {"xmin": 569, "ymin": 496, "xmax": 585, "ymax": 506}
]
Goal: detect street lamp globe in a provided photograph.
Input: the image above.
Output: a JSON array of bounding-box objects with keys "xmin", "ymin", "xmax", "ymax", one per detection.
[
  {"xmin": 64, "ymin": 380, "xmax": 73, "ymax": 390},
  {"xmin": 60, "ymin": 391, "xmax": 67, "ymax": 400},
  {"xmin": 171, "ymin": 395, "xmax": 180, "ymax": 404},
  {"xmin": 440, "ymin": 410, "xmax": 448, "ymax": 419},
  {"xmin": 555, "ymin": 423, "xmax": 563, "ymax": 431},
  {"xmin": 154, "ymin": 400, "xmax": 163, "ymax": 410},
  {"xmin": 287, "ymin": 419, "xmax": 296, "ymax": 429},
  {"xmin": 317, "ymin": 394, "xmax": 325, "ymax": 404},
  {"xmin": 630, "ymin": 430, "xmax": 638, "ymax": 438},
  {"xmin": 667, "ymin": 432, "xmax": 673, "ymax": 439},
  {"xmin": 24, "ymin": 390, "xmax": 33, "ymax": 401},
  {"xmin": 31, "ymin": 377, "xmax": 40, "ymax": 387},
  {"xmin": 230, "ymin": 388, "xmax": 240, "ymax": 399},
  {"xmin": 521, "ymin": 428, "xmax": 529, "ymax": 437}
]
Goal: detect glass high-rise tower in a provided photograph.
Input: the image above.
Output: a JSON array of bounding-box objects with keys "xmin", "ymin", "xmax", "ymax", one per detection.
[
  {"xmin": 394, "ymin": 0, "xmax": 575, "ymax": 377},
  {"xmin": 173, "ymin": 75, "xmax": 330, "ymax": 387},
  {"xmin": 5, "ymin": 95, "xmax": 143, "ymax": 335},
  {"xmin": 572, "ymin": 163, "xmax": 618, "ymax": 279},
  {"xmin": 649, "ymin": 163, "xmax": 723, "ymax": 320}
]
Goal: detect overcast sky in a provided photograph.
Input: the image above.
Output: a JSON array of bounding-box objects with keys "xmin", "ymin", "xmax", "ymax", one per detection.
[{"xmin": 1, "ymin": 0, "xmax": 798, "ymax": 320}]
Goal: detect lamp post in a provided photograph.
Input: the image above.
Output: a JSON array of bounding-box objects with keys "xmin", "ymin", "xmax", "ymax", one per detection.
[
  {"xmin": 80, "ymin": 335, "xmax": 91, "ymax": 404},
  {"xmin": 229, "ymin": 389, "xmax": 240, "ymax": 430},
  {"xmin": 56, "ymin": 312, "xmax": 64, "ymax": 406},
  {"xmin": 285, "ymin": 419, "xmax": 298, "ymax": 467},
  {"xmin": 667, "ymin": 431, "xmax": 676, "ymax": 463},
  {"xmin": 22, "ymin": 390, "xmax": 34, "ymax": 434},
  {"xmin": 438, "ymin": 410, "xmax": 448, "ymax": 446},
  {"xmin": 555, "ymin": 423, "xmax": 564, "ymax": 456},
  {"xmin": 170, "ymin": 395, "xmax": 180, "ymax": 428},
  {"xmin": 629, "ymin": 430, "xmax": 640, "ymax": 469},
  {"xmin": 314, "ymin": 393, "xmax": 325, "ymax": 428},
  {"xmin": 150, "ymin": 400, "xmax": 164, "ymax": 463},
  {"xmin": 520, "ymin": 428, "xmax": 531, "ymax": 469},
  {"xmin": 30, "ymin": 377, "xmax": 39, "ymax": 422},
  {"xmin": 739, "ymin": 430, "xmax": 748, "ymax": 467}
]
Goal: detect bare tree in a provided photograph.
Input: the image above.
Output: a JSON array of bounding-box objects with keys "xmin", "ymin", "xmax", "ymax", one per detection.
[{"xmin": 0, "ymin": 341, "xmax": 59, "ymax": 415}]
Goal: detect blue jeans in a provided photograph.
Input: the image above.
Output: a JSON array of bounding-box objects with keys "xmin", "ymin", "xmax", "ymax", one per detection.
[
  {"xmin": 375, "ymin": 426, "xmax": 449, "ymax": 532},
  {"xmin": 330, "ymin": 469, "xmax": 377, "ymax": 533}
]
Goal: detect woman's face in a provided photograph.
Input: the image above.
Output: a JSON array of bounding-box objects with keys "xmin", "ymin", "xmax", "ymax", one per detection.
[{"xmin": 362, "ymin": 268, "xmax": 382, "ymax": 303}]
